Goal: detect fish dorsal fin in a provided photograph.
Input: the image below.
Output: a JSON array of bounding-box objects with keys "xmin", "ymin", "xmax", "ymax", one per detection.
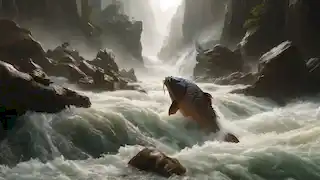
[
  {"xmin": 204, "ymin": 92, "xmax": 212, "ymax": 106},
  {"xmin": 168, "ymin": 101, "xmax": 179, "ymax": 116}
]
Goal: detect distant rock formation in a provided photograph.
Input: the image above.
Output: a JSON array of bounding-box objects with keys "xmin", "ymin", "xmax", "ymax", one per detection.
[{"xmin": 0, "ymin": 0, "xmax": 144, "ymax": 66}]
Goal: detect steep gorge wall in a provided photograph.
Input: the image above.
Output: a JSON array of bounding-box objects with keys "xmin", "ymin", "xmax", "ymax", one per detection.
[
  {"xmin": 158, "ymin": 0, "xmax": 227, "ymax": 60},
  {"xmin": 221, "ymin": 0, "xmax": 320, "ymax": 59}
]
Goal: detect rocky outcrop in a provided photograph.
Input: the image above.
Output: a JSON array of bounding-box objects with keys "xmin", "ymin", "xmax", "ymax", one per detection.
[
  {"xmin": 128, "ymin": 148, "xmax": 186, "ymax": 178},
  {"xmin": 233, "ymin": 41, "xmax": 311, "ymax": 104},
  {"xmin": 194, "ymin": 44, "xmax": 244, "ymax": 79},
  {"xmin": 46, "ymin": 42, "xmax": 141, "ymax": 92},
  {"xmin": 0, "ymin": 60, "xmax": 91, "ymax": 130}
]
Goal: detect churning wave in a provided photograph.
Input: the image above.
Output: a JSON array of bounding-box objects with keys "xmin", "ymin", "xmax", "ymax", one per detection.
[{"xmin": 1, "ymin": 58, "xmax": 320, "ymax": 180}]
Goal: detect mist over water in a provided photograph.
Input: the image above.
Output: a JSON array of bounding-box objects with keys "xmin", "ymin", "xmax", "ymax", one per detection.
[{"xmin": 2, "ymin": 1, "xmax": 320, "ymax": 180}]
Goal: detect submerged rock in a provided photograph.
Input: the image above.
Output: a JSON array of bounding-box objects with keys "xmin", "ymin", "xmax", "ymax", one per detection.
[{"xmin": 128, "ymin": 147, "xmax": 186, "ymax": 178}]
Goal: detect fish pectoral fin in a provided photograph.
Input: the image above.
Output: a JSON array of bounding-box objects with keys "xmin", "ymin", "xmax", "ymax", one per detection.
[
  {"xmin": 168, "ymin": 101, "xmax": 179, "ymax": 116},
  {"xmin": 203, "ymin": 92, "xmax": 213, "ymax": 105}
]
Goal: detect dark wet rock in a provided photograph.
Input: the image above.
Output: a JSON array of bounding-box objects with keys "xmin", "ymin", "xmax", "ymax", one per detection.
[
  {"xmin": 0, "ymin": 60, "xmax": 91, "ymax": 120},
  {"xmin": 128, "ymin": 147, "xmax": 186, "ymax": 178},
  {"xmin": 194, "ymin": 44, "xmax": 244, "ymax": 79},
  {"xmin": 233, "ymin": 41, "xmax": 309, "ymax": 104},
  {"xmin": 214, "ymin": 72, "xmax": 257, "ymax": 86}
]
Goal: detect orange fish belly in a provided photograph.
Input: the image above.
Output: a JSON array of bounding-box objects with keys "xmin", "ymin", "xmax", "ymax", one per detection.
[{"xmin": 178, "ymin": 101, "xmax": 208, "ymax": 129}]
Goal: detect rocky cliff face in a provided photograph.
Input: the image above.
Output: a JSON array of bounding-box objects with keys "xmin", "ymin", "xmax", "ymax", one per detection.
[
  {"xmin": 221, "ymin": 0, "xmax": 320, "ymax": 59},
  {"xmin": 158, "ymin": 0, "xmax": 227, "ymax": 60}
]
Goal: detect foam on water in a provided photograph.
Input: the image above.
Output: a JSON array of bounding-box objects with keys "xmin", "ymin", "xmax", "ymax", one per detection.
[{"xmin": 1, "ymin": 65, "xmax": 320, "ymax": 179}]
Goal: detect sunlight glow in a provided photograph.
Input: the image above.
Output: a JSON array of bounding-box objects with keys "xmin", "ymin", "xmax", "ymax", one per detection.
[{"xmin": 157, "ymin": 0, "xmax": 182, "ymax": 11}]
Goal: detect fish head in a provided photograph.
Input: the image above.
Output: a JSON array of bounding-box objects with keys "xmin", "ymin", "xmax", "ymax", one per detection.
[{"xmin": 163, "ymin": 76, "xmax": 187, "ymax": 102}]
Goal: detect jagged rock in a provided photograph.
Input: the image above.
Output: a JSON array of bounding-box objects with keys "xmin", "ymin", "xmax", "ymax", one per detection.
[
  {"xmin": 128, "ymin": 148, "xmax": 186, "ymax": 178},
  {"xmin": 233, "ymin": 41, "xmax": 309, "ymax": 104},
  {"xmin": 93, "ymin": 48, "xmax": 119, "ymax": 72},
  {"xmin": 194, "ymin": 44, "xmax": 244, "ymax": 78},
  {"xmin": 46, "ymin": 44, "xmax": 145, "ymax": 92},
  {"xmin": 47, "ymin": 42, "xmax": 83, "ymax": 63},
  {"xmin": 119, "ymin": 68, "xmax": 138, "ymax": 82},
  {"xmin": 0, "ymin": 60, "xmax": 91, "ymax": 130}
]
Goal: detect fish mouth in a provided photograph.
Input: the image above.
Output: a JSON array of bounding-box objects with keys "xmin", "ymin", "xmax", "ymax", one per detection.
[{"xmin": 163, "ymin": 76, "xmax": 173, "ymax": 93}]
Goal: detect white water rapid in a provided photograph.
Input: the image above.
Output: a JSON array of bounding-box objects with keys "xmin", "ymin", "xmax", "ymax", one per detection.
[{"xmin": 1, "ymin": 1, "xmax": 320, "ymax": 180}]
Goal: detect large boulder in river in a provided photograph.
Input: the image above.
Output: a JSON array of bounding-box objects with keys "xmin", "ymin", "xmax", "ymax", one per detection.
[
  {"xmin": 235, "ymin": 41, "xmax": 309, "ymax": 103},
  {"xmin": 128, "ymin": 147, "xmax": 186, "ymax": 178},
  {"xmin": 0, "ymin": 60, "xmax": 91, "ymax": 130},
  {"xmin": 194, "ymin": 44, "xmax": 244, "ymax": 78}
]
